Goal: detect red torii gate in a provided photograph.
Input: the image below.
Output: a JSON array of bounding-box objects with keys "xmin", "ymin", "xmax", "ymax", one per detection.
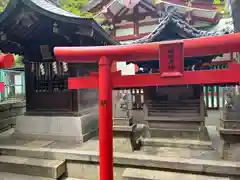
[
  {"xmin": 54, "ymin": 33, "xmax": 240, "ymax": 180},
  {"xmin": 0, "ymin": 54, "xmax": 14, "ymax": 92}
]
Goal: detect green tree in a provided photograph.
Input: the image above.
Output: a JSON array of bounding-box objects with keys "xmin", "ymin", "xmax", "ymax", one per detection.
[
  {"xmin": 0, "ymin": 0, "xmax": 9, "ymax": 12},
  {"xmin": 60, "ymin": 0, "xmax": 113, "ymax": 31},
  {"xmin": 60, "ymin": 0, "xmax": 94, "ymax": 18}
]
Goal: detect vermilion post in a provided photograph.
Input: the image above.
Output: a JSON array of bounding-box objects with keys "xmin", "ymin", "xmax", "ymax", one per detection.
[{"xmin": 98, "ymin": 56, "xmax": 113, "ymax": 180}]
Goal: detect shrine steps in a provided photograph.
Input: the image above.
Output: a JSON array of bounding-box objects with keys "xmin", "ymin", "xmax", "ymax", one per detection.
[
  {"xmin": 0, "ymin": 172, "xmax": 83, "ymax": 180},
  {"xmin": 141, "ymin": 138, "xmax": 213, "ymax": 150},
  {"xmin": 122, "ymin": 168, "xmax": 232, "ymax": 180},
  {"xmin": 0, "ymin": 155, "xmax": 65, "ymax": 179},
  {"xmin": 1, "ymin": 145, "xmax": 240, "ymax": 179},
  {"xmin": 145, "ymin": 98, "xmax": 204, "ymax": 140},
  {"xmin": 0, "ymin": 172, "xmax": 56, "ymax": 180}
]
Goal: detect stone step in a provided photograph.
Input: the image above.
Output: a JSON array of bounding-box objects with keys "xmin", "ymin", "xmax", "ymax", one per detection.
[
  {"xmin": 220, "ymin": 119, "xmax": 240, "ymax": 129},
  {"xmin": 139, "ymin": 146, "xmax": 218, "ymax": 160},
  {"xmin": 219, "ymin": 128, "xmax": 240, "ymax": 135},
  {"xmin": 148, "ymin": 105, "xmax": 200, "ymax": 109},
  {"xmin": 61, "ymin": 178, "xmax": 86, "ymax": 180},
  {"xmin": 0, "ymin": 172, "xmax": 55, "ymax": 180},
  {"xmin": 113, "ymin": 124, "xmax": 136, "ymax": 132},
  {"xmin": 122, "ymin": 168, "xmax": 231, "ymax": 180},
  {"xmin": 145, "ymin": 116, "xmax": 202, "ymax": 122},
  {"xmin": 0, "ymin": 155, "xmax": 65, "ymax": 178},
  {"xmin": 148, "ymin": 128, "xmax": 202, "ymax": 139},
  {"xmin": 148, "ymin": 122, "xmax": 200, "ymax": 130},
  {"xmin": 148, "ymin": 111, "xmax": 199, "ymax": 117},
  {"xmin": 141, "ymin": 138, "xmax": 213, "ymax": 149}
]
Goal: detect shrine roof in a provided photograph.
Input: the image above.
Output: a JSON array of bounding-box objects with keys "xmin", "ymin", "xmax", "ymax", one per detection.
[
  {"xmin": 0, "ymin": 0, "xmax": 119, "ymax": 55},
  {"xmin": 127, "ymin": 14, "xmax": 233, "ymax": 68},
  {"xmin": 88, "ymin": 0, "xmax": 222, "ymax": 25},
  {"xmin": 133, "ymin": 13, "xmax": 233, "ymax": 44}
]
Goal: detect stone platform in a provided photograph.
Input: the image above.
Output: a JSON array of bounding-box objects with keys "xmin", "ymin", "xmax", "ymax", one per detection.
[
  {"xmin": 14, "ymin": 112, "xmax": 98, "ymax": 143},
  {"xmin": 0, "ymin": 98, "xmax": 25, "ymax": 132},
  {"xmin": 0, "ymin": 128, "xmax": 240, "ymax": 180}
]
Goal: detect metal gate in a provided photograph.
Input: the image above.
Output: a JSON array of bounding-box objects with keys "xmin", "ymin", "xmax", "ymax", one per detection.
[
  {"xmin": 0, "ymin": 69, "xmax": 25, "ymax": 101},
  {"xmin": 203, "ymin": 63, "xmax": 229, "ymax": 110}
]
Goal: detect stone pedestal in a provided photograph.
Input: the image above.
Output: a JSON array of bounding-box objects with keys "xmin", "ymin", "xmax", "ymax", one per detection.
[
  {"xmin": 0, "ymin": 100, "xmax": 25, "ymax": 132},
  {"xmin": 14, "ymin": 106, "xmax": 98, "ymax": 143},
  {"xmin": 144, "ymin": 86, "xmax": 209, "ymax": 141},
  {"xmin": 219, "ymin": 96, "xmax": 240, "ymax": 160},
  {"xmin": 113, "ymin": 117, "xmax": 137, "ymax": 152},
  {"xmin": 112, "ymin": 90, "xmax": 138, "ymax": 152}
]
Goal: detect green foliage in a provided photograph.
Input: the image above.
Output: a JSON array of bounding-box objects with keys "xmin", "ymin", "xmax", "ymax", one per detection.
[
  {"xmin": 59, "ymin": 0, "xmax": 112, "ymax": 31},
  {"xmin": 60, "ymin": 0, "xmax": 94, "ymax": 18},
  {"xmin": 0, "ymin": 0, "xmax": 9, "ymax": 12},
  {"xmin": 13, "ymin": 55, "xmax": 24, "ymax": 67}
]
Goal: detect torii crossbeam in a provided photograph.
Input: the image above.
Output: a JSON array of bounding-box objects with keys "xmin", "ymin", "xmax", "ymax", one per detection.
[{"xmin": 54, "ymin": 33, "xmax": 240, "ymax": 180}]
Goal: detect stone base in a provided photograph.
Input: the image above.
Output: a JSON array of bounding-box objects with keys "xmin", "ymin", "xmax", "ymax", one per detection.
[
  {"xmin": 148, "ymin": 125, "xmax": 209, "ymax": 141},
  {"xmin": 113, "ymin": 124, "xmax": 137, "ymax": 152},
  {"xmin": 13, "ymin": 114, "xmax": 99, "ymax": 143},
  {"xmin": 221, "ymin": 141, "xmax": 240, "ymax": 161},
  {"xmin": 219, "ymin": 129, "xmax": 240, "ymax": 161},
  {"xmin": 0, "ymin": 101, "xmax": 25, "ymax": 130}
]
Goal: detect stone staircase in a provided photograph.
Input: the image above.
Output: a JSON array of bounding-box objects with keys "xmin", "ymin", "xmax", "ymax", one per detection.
[
  {"xmin": 0, "ymin": 154, "xmax": 83, "ymax": 179},
  {"xmin": 145, "ymin": 99, "xmax": 207, "ymax": 140},
  {"xmin": 0, "ymin": 142, "xmax": 240, "ymax": 180},
  {"xmin": 139, "ymin": 138, "xmax": 219, "ymax": 160},
  {"xmin": 122, "ymin": 168, "xmax": 233, "ymax": 180}
]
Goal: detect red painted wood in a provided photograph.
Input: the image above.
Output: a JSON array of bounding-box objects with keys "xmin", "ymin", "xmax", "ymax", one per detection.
[
  {"xmin": 0, "ymin": 54, "xmax": 14, "ymax": 69},
  {"xmin": 54, "ymin": 33, "xmax": 240, "ymax": 63},
  {"xmin": 68, "ymin": 65, "xmax": 240, "ymax": 89},
  {"xmin": 55, "ymin": 32, "xmax": 240, "ymax": 180},
  {"xmin": 0, "ymin": 82, "xmax": 4, "ymax": 92},
  {"xmin": 159, "ymin": 41, "xmax": 184, "ymax": 77},
  {"xmin": 98, "ymin": 56, "xmax": 113, "ymax": 180}
]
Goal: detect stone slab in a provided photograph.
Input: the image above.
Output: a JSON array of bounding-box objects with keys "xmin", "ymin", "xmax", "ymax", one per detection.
[
  {"xmin": 139, "ymin": 146, "xmax": 219, "ymax": 160},
  {"xmin": 1, "ymin": 145, "xmax": 240, "ymax": 176},
  {"xmin": 148, "ymin": 122, "xmax": 200, "ymax": 130},
  {"xmin": 0, "ymin": 172, "xmax": 55, "ymax": 180},
  {"xmin": 145, "ymin": 116, "xmax": 202, "ymax": 122},
  {"xmin": 122, "ymin": 168, "xmax": 231, "ymax": 180},
  {"xmin": 148, "ymin": 127, "xmax": 202, "ymax": 139},
  {"xmin": 219, "ymin": 128, "xmax": 240, "ymax": 135},
  {"xmin": 113, "ymin": 137, "xmax": 133, "ymax": 152},
  {"xmin": 113, "ymin": 124, "xmax": 136, "ymax": 132},
  {"xmin": 141, "ymin": 138, "xmax": 213, "ymax": 149},
  {"xmin": 24, "ymin": 140, "xmax": 54, "ymax": 147},
  {"xmin": 147, "ymin": 112, "xmax": 199, "ymax": 117},
  {"xmin": 0, "ymin": 155, "xmax": 65, "ymax": 178},
  {"xmin": 61, "ymin": 178, "xmax": 86, "ymax": 180},
  {"xmin": 14, "ymin": 114, "xmax": 98, "ymax": 143},
  {"xmin": 113, "ymin": 117, "xmax": 133, "ymax": 126},
  {"xmin": 220, "ymin": 119, "xmax": 240, "ymax": 129}
]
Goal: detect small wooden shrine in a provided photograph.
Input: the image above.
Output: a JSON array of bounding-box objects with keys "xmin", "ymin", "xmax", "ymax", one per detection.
[{"xmin": 0, "ymin": 0, "xmax": 118, "ymax": 142}]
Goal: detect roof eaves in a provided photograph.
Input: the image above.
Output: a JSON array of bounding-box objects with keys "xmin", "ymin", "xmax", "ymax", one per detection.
[{"xmin": 132, "ymin": 12, "xmax": 232, "ymax": 44}]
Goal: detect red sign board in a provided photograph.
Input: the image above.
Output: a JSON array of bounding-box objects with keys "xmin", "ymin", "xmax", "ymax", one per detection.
[{"xmin": 0, "ymin": 82, "xmax": 4, "ymax": 93}]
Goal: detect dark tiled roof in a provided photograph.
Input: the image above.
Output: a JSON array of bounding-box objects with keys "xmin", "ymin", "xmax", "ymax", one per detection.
[
  {"xmin": 133, "ymin": 12, "xmax": 233, "ymax": 44},
  {"xmin": 0, "ymin": 0, "xmax": 119, "ymax": 54}
]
